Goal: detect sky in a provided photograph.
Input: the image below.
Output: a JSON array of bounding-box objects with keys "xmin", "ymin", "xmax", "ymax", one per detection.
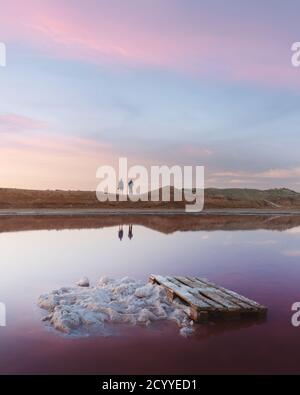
[{"xmin": 0, "ymin": 0, "xmax": 300, "ymax": 191}]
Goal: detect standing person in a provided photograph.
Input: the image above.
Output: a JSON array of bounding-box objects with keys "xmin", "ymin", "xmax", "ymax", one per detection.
[
  {"xmin": 118, "ymin": 178, "xmax": 124, "ymax": 195},
  {"xmin": 128, "ymin": 179, "xmax": 134, "ymax": 194}
]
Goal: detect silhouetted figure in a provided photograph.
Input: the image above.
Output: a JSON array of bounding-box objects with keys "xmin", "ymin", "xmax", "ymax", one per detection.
[
  {"xmin": 118, "ymin": 179, "xmax": 124, "ymax": 195},
  {"xmin": 118, "ymin": 225, "xmax": 124, "ymax": 241},
  {"xmin": 128, "ymin": 224, "xmax": 133, "ymax": 240},
  {"xmin": 128, "ymin": 179, "xmax": 134, "ymax": 194}
]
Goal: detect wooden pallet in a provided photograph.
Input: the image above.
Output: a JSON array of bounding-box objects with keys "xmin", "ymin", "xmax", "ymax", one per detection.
[{"xmin": 149, "ymin": 275, "xmax": 267, "ymax": 322}]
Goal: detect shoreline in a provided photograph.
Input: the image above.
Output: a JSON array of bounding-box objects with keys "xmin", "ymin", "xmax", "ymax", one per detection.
[{"xmin": 1, "ymin": 208, "xmax": 300, "ymax": 217}]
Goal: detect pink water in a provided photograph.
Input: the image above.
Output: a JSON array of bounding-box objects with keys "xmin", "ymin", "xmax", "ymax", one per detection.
[{"xmin": 0, "ymin": 223, "xmax": 300, "ymax": 374}]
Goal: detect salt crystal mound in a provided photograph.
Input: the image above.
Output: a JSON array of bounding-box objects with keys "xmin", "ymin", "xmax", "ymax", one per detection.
[
  {"xmin": 38, "ymin": 276, "xmax": 194, "ymax": 337},
  {"xmin": 76, "ymin": 276, "xmax": 90, "ymax": 287}
]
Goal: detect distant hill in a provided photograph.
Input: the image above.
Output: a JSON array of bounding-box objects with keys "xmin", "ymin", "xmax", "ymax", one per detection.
[
  {"xmin": 0, "ymin": 187, "xmax": 299, "ymax": 210},
  {"xmin": 204, "ymin": 187, "xmax": 300, "ymax": 209}
]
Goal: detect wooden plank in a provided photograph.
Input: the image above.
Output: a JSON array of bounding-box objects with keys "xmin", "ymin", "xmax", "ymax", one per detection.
[
  {"xmin": 150, "ymin": 275, "xmax": 267, "ymax": 322},
  {"xmin": 162, "ymin": 276, "xmax": 219, "ymax": 322},
  {"xmin": 176, "ymin": 278, "xmax": 241, "ymax": 311},
  {"xmin": 195, "ymin": 277, "xmax": 267, "ymax": 312},
  {"xmin": 184, "ymin": 277, "xmax": 255, "ymax": 312},
  {"xmin": 174, "ymin": 276, "xmax": 241, "ymax": 312},
  {"xmin": 166, "ymin": 276, "xmax": 224, "ymax": 311},
  {"xmin": 152, "ymin": 275, "xmax": 212, "ymax": 310},
  {"xmin": 190, "ymin": 277, "xmax": 251, "ymax": 309},
  {"xmin": 175, "ymin": 277, "xmax": 237, "ymax": 310},
  {"xmin": 195, "ymin": 277, "xmax": 258, "ymax": 306}
]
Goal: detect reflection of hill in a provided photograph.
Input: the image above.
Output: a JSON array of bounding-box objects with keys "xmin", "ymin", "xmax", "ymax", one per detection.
[{"xmin": 0, "ymin": 214, "xmax": 300, "ymax": 234}]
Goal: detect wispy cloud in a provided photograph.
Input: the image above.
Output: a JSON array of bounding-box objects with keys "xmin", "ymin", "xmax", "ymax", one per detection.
[
  {"xmin": 1, "ymin": 2, "xmax": 300, "ymax": 190},
  {"xmin": 180, "ymin": 144, "xmax": 214, "ymax": 157},
  {"xmin": 212, "ymin": 167, "xmax": 300, "ymax": 182},
  {"xmin": 1, "ymin": 1, "xmax": 299, "ymax": 89},
  {"xmin": 0, "ymin": 114, "xmax": 47, "ymax": 133},
  {"xmin": 0, "ymin": 129, "xmax": 120, "ymax": 190},
  {"xmin": 257, "ymin": 168, "xmax": 300, "ymax": 179}
]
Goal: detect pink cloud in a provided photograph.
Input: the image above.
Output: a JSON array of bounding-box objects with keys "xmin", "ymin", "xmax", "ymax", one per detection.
[
  {"xmin": 213, "ymin": 167, "xmax": 300, "ymax": 180},
  {"xmin": 0, "ymin": 129, "xmax": 120, "ymax": 190},
  {"xmin": 257, "ymin": 168, "xmax": 300, "ymax": 179},
  {"xmin": 0, "ymin": 113, "xmax": 158, "ymax": 190},
  {"xmin": 180, "ymin": 144, "xmax": 214, "ymax": 157},
  {"xmin": 0, "ymin": 1, "xmax": 298, "ymax": 89},
  {"xmin": 0, "ymin": 114, "xmax": 47, "ymax": 133}
]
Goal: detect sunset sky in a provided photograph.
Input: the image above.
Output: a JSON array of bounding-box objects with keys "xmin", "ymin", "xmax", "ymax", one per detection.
[{"xmin": 0, "ymin": 0, "xmax": 300, "ymax": 190}]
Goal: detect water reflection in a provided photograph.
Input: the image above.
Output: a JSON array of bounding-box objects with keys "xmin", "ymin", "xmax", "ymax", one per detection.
[
  {"xmin": 1, "ymin": 214, "xmax": 300, "ymax": 235},
  {"xmin": 118, "ymin": 225, "xmax": 124, "ymax": 241},
  {"xmin": 0, "ymin": 218, "xmax": 300, "ymax": 374},
  {"xmin": 118, "ymin": 224, "xmax": 134, "ymax": 241},
  {"xmin": 192, "ymin": 317, "xmax": 266, "ymax": 340},
  {"xmin": 128, "ymin": 225, "xmax": 133, "ymax": 240}
]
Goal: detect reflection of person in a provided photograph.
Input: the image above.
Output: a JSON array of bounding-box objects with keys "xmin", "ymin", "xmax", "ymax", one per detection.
[
  {"xmin": 128, "ymin": 225, "xmax": 133, "ymax": 240},
  {"xmin": 118, "ymin": 225, "xmax": 124, "ymax": 241},
  {"xmin": 128, "ymin": 179, "xmax": 134, "ymax": 194},
  {"xmin": 118, "ymin": 179, "xmax": 124, "ymax": 195}
]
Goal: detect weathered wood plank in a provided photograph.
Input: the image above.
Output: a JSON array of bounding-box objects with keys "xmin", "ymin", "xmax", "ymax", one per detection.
[
  {"xmin": 195, "ymin": 277, "xmax": 267, "ymax": 312},
  {"xmin": 184, "ymin": 277, "xmax": 255, "ymax": 311},
  {"xmin": 166, "ymin": 276, "xmax": 224, "ymax": 310},
  {"xmin": 174, "ymin": 276, "xmax": 242, "ymax": 311},
  {"xmin": 150, "ymin": 275, "xmax": 267, "ymax": 322},
  {"xmin": 151, "ymin": 275, "xmax": 212, "ymax": 310}
]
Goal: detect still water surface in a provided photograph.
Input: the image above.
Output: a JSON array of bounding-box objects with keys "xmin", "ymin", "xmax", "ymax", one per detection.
[{"xmin": 0, "ymin": 221, "xmax": 300, "ymax": 374}]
